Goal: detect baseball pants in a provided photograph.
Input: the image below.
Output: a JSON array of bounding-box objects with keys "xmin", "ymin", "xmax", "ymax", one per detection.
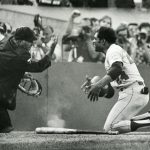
[{"xmin": 103, "ymin": 81, "xmax": 149, "ymax": 132}]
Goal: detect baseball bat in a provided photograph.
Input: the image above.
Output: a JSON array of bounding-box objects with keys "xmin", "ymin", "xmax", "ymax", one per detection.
[{"xmin": 35, "ymin": 127, "xmax": 118, "ymax": 135}]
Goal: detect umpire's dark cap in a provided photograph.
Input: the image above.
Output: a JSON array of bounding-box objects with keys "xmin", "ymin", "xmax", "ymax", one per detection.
[
  {"xmin": 97, "ymin": 26, "xmax": 116, "ymax": 44},
  {"xmin": 14, "ymin": 27, "xmax": 37, "ymax": 42}
]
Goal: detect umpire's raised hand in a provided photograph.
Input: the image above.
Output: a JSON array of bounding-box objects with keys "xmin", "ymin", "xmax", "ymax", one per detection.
[{"xmin": 45, "ymin": 35, "xmax": 58, "ymax": 58}]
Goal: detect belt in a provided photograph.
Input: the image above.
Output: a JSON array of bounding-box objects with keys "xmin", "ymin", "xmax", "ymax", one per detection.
[{"xmin": 120, "ymin": 81, "xmax": 144, "ymax": 91}]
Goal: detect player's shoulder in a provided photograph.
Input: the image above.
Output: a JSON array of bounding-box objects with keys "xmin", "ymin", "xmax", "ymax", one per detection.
[
  {"xmin": 109, "ymin": 43, "xmax": 122, "ymax": 50},
  {"xmin": 107, "ymin": 44, "xmax": 123, "ymax": 55}
]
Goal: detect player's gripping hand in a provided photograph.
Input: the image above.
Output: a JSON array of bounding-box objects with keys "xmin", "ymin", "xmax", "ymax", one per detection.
[
  {"xmin": 87, "ymin": 83, "xmax": 115, "ymax": 101},
  {"xmin": 81, "ymin": 75, "xmax": 92, "ymax": 94},
  {"xmin": 81, "ymin": 75, "xmax": 102, "ymax": 95},
  {"xmin": 86, "ymin": 76, "xmax": 115, "ymax": 102},
  {"xmin": 88, "ymin": 84, "xmax": 102, "ymax": 102}
]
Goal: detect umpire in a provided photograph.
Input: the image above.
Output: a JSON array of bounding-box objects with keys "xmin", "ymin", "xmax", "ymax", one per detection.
[{"xmin": 0, "ymin": 27, "xmax": 56, "ymax": 133}]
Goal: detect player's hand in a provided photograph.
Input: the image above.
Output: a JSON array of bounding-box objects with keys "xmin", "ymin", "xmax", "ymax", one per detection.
[
  {"xmin": 87, "ymin": 84, "xmax": 102, "ymax": 102},
  {"xmin": 81, "ymin": 75, "xmax": 91, "ymax": 94}
]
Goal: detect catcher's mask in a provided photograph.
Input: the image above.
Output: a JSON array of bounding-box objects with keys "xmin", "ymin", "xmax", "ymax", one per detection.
[{"xmin": 18, "ymin": 73, "xmax": 42, "ymax": 97}]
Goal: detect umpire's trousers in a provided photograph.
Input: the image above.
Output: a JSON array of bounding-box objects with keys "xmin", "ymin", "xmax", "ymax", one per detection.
[
  {"xmin": 0, "ymin": 91, "xmax": 16, "ymax": 130},
  {"xmin": 0, "ymin": 105, "xmax": 12, "ymax": 129}
]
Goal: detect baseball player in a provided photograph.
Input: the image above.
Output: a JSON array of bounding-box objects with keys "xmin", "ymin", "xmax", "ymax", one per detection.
[{"xmin": 82, "ymin": 26, "xmax": 150, "ymax": 133}]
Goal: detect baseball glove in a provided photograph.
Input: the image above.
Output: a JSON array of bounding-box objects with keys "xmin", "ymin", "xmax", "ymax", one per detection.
[
  {"xmin": 104, "ymin": 83, "xmax": 115, "ymax": 98},
  {"xmin": 81, "ymin": 75, "xmax": 115, "ymax": 98},
  {"xmin": 18, "ymin": 73, "xmax": 42, "ymax": 97},
  {"xmin": 98, "ymin": 83, "xmax": 114, "ymax": 98}
]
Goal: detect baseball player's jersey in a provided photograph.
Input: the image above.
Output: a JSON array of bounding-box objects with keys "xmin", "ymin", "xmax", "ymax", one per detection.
[{"xmin": 105, "ymin": 44, "xmax": 144, "ymax": 88}]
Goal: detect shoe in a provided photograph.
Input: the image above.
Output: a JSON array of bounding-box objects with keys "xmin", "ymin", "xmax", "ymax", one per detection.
[{"xmin": 0, "ymin": 126, "xmax": 14, "ymax": 133}]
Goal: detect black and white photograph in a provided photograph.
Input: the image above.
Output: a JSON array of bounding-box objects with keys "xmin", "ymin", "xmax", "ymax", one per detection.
[{"xmin": 1, "ymin": 0, "xmax": 150, "ymax": 149}]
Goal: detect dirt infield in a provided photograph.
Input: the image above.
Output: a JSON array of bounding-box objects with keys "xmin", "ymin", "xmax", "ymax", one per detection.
[{"xmin": 0, "ymin": 131, "xmax": 150, "ymax": 150}]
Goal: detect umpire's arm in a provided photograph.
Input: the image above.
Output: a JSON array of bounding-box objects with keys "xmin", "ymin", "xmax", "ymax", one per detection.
[
  {"xmin": 12, "ymin": 41, "xmax": 56, "ymax": 73},
  {"xmin": 25, "ymin": 55, "xmax": 51, "ymax": 72},
  {"xmin": 26, "ymin": 37, "xmax": 57, "ymax": 72},
  {"xmin": 26, "ymin": 42, "xmax": 57, "ymax": 72}
]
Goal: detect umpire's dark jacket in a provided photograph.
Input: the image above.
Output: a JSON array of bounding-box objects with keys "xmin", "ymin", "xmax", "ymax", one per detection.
[{"xmin": 0, "ymin": 36, "xmax": 51, "ymax": 110}]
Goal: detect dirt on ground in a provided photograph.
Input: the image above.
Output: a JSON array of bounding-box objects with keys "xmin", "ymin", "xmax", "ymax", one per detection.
[{"xmin": 0, "ymin": 131, "xmax": 150, "ymax": 150}]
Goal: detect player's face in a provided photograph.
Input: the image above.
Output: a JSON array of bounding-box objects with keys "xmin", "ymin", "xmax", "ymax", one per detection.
[
  {"xmin": 95, "ymin": 39, "xmax": 106, "ymax": 53},
  {"xmin": 93, "ymin": 33, "xmax": 106, "ymax": 53}
]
